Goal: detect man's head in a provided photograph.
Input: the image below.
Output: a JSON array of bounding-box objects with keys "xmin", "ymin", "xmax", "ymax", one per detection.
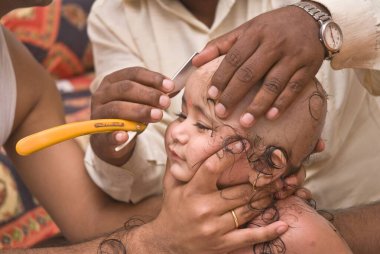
[{"xmin": 165, "ymin": 56, "xmax": 327, "ymax": 187}]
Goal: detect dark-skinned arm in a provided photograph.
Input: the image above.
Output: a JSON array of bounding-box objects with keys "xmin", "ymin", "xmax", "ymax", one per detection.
[{"xmin": 332, "ymin": 201, "xmax": 380, "ymax": 254}]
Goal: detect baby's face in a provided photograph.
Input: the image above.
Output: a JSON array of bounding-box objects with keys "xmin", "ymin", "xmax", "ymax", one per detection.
[
  {"xmin": 165, "ymin": 89, "xmax": 253, "ymax": 185},
  {"xmin": 165, "ymin": 56, "xmax": 327, "ymax": 187}
]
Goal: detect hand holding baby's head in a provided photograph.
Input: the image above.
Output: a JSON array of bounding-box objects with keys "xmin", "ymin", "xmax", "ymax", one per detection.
[{"xmin": 166, "ymin": 56, "xmax": 327, "ymax": 189}]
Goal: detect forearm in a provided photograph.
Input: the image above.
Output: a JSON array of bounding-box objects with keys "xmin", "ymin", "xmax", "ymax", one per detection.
[
  {"xmin": 332, "ymin": 201, "xmax": 380, "ymax": 254},
  {"xmin": 3, "ymin": 221, "xmax": 169, "ymax": 254},
  {"xmin": 2, "ymin": 229, "xmax": 131, "ymax": 254}
]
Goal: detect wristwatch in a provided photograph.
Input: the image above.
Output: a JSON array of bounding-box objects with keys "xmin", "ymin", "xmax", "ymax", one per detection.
[{"xmin": 293, "ymin": 1, "xmax": 343, "ymax": 60}]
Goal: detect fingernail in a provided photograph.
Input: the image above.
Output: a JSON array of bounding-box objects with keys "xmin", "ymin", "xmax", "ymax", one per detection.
[
  {"xmin": 215, "ymin": 103, "xmax": 226, "ymax": 116},
  {"xmin": 276, "ymin": 224, "xmax": 288, "ymax": 234},
  {"xmin": 162, "ymin": 79, "xmax": 174, "ymax": 91},
  {"xmin": 266, "ymin": 107, "xmax": 279, "ymax": 120},
  {"xmin": 115, "ymin": 132, "xmax": 127, "ymax": 142},
  {"xmin": 159, "ymin": 95, "xmax": 170, "ymax": 108},
  {"xmin": 240, "ymin": 113, "xmax": 255, "ymax": 127},
  {"xmin": 208, "ymin": 86, "xmax": 219, "ymax": 99},
  {"xmin": 150, "ymin": 108, "xmax": 163, "ymax": 120}
]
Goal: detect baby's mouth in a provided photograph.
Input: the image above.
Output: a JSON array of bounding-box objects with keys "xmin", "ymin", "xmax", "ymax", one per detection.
[{"xmin": 168, "ymin": 146, "xmax": 184, "ymax": 161}]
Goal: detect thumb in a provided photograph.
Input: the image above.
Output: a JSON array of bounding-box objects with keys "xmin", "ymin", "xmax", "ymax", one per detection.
[
  {"xmin": 188, "ymin": 146, "xmax": 236, "ymax": 194},
  {"xmin": 192, "ymin": 29, "xmax": 240, "ymax": 67}
]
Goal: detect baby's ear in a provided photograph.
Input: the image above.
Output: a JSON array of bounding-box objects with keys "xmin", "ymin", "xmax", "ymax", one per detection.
[
  {"xmin": 248, "ymin": 148, "xmax": 288, "ymax": 188},
  {"xmin": 271, "ymin": 149, "xmax": 287, "ymax": 171}
]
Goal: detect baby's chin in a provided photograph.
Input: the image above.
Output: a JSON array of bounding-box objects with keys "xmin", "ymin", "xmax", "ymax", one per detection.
[{"xmin": 168, "ymin": 163, "xmax": 194, "ymax": 183}]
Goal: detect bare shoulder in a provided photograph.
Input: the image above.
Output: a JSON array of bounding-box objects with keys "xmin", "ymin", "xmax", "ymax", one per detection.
[
  {"xmin": 276, "ymin": 196, "xmax": 352, "ymax": 254},
  {"xmin": 2, "ymin": 27, "xmax": 63, "ymax": 146}
]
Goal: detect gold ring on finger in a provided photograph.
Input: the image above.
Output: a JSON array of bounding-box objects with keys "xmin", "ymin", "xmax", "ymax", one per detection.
[{"xmin": 230, "ymin": 209, "xmax": 239, "ymax": 229}]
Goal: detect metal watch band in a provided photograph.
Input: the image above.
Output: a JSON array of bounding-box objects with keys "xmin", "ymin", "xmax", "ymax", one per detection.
[
  {"xmin": 292, "ymin": 2, "xmax": 331, "ymax": 25},
  {"xmin": 292, "ymin": 1, "xmax": 339, "ymax": 59}
]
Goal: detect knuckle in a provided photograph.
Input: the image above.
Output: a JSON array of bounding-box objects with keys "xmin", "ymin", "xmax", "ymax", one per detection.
[
  {"xmin": 199, "ymin": 224, "xmax": 216, "ymax": 238},
  {"xmin": 288, "ymin": 81, "xmax": 304, "ymax": 94},
  {"xmin": 225, "ymin": 48, "xmax": 243, "ymax": 67},
  {"xmin": 91, "ymin": 93, "xmax": 102, "ymax": 107},
  {"xmin": 193, "ymin": 204, "xmax": 212, "ymax": 220},
  {"xmin": 118, "ymin": 81, "xmax": 133, "ymax": 94},
  {"xmin": 263, "ymin": 78, "xmax": 282, "ymax": 95},
  {"xmin": 204, "ymin": 39, "xmax": 216, "ymax": 48},
  {"xmin": 237, "ymin": 66, "xmax": 254, "ymax": 83},
  {"xmin": 103, "ymin": 73, "xmax": 113, "ymax": 84},
  {"xmin": 128, "ymin": 67, "xmax": 140, "ymax": 79},
  {"xmin": 105, "ymin": 102, "xmax": 120, "ymax": 117}
]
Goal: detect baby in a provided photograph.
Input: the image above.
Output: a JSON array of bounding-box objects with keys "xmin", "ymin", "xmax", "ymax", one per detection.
[{"xmin": 165, "ymin": 56, "xmax": 352, "ymax": 253}]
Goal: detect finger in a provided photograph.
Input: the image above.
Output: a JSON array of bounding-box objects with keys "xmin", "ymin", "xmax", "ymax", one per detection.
[
  {"xmin": 313, "ymin": 138, "xmax": 325, "ymax": 153},
  {"xmin": 221, "ymin": 221, "xmax": 288, "ymax": 252},
  {"xmin": 245, "ymin": 59, "xmax": 299, "ymax": 121},
  {"xmin": 209, "ymin": 182, "xmax": 274, "ymax": 217},
  {"xmin": 219, "ymin": 196, "xmax": 274, "ymax": 232},
  {"xmin": 93, "ymin": 131, "xmax": 130, "ymax": 148},
  {"xmin": 98, "ymin": 80, "xmax": 170, "ymax": 109},
  {"xmin": 265, "ymin": 67, "xmax": 312, "ymax": 120},
  {"xmin": 105, "ymin": 67, "xmax": 170, "ymax": 92},
  {"xmin": 188, "ymin": 147, "xmax": 237, "ymax": 194},
  {"xmin": 294, "ymin": 187, "xmax": 312, "ymax": 201},
  {"xmin": 209, "ymin": 36, "xmax": 260, "ymax": 97},
  {"xmin": 192, "ymin": 28, "xmax": 241, "ymax": 67},
  {"xmin": 163, "ymin": 161, "xmax": 182, "ymax": 192},
  {"xmin": 275, "ymin": 168, "xmax": 306, "ymax": 199},
  {"xmin": 284, "ymin": 167, "xmax": 306, "ymax": 187},
  {"xmin": 113, "ymin": 131, "xmax": 130, "ymax": 144},
  {"xmin": 93, "ymin": 131, "xmax": 129, "ymax": 148},
  {"xmin": 95, "ymin": 101, "xmax": 163, "ymax": 123},
  {"xmin": 215, "ymin": 44, "xmax": 280, "ymax": 118},
  {"xmin": 90, "ymin": 133, "xmax": 136, "ymax": 166}
]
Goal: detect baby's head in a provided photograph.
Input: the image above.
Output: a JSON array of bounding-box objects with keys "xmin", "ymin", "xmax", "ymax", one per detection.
[{"xmin": 165, "ymin": 56, "xmax": 327, "ymax": 188}]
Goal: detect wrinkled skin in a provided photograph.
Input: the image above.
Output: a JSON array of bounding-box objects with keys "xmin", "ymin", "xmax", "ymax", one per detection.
[{"xmin": 193, "ymin": 4, "xmax": 326, "ymax": 127}]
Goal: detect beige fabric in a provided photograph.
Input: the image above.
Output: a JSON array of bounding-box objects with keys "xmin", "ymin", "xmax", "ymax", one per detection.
[
  {"xmin": 0, "ymin": 26, "xmax": 17, "ymax": 146},
  {"xmin": 85, "ymin": 0, "xmax": 380, "ymax": 209}
]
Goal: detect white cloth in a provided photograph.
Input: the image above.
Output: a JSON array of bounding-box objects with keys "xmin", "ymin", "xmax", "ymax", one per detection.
[
  {"xmin": 86, "ymin": 0, "xmax": 380, "ymax": 209},
  {"xmin": 0, "ymin": 26, "xmax": 17, "ymax": 146}
]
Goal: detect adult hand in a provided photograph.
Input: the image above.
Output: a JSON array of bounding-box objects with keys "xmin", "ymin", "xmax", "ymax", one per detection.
[
  {"xmin": 143, "ymin": 147, "xmax": 288, "ymax": 254},
  {"xmin": 193, "ymin": 5, "xmax": 325, "ymax": 127},
  {"xmin": 90, "ymin": 67, "xmax": 174, "ymax": 166}
]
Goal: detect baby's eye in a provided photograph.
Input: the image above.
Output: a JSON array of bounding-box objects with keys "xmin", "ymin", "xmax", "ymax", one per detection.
[
  {"xmin": 175, "ymin": 112, "xmax": 187, "ymax": 121},
  {"xmin": 193, "ymin": 122, "xmax": 213, "ymax": 132}
]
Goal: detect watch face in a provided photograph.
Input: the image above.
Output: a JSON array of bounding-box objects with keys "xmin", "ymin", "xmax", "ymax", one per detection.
[{"xmin": 322, "ymin": 21, "xmax": 343, "ymax": 52}]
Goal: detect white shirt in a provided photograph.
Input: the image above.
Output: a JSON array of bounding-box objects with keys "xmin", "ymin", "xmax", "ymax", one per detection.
[
  {"xmin": 86, "ymin": 0, "xmax": 380, "ymax": 209},
  {"xmin": 0, "ymin": 26, "xmax": 17, "ymax": 146}
]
